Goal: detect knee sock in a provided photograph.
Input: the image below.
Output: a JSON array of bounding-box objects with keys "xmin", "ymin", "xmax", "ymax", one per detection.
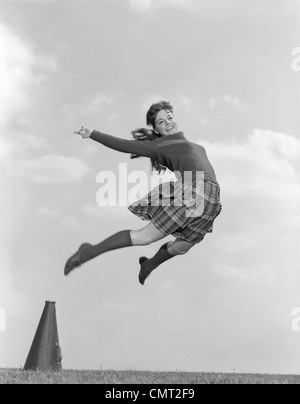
[
  {"xmin": 140, "ymin": 242, "xmax": 175, "ymax": 278},
  {"xmin": 81, "ymin": 230, "xmax": 133, "ymax": 263}
]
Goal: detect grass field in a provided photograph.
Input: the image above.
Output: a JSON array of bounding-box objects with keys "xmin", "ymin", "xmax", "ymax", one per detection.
[{"xmin": 0, "ymin": 368, "xmax": 300, "ymax": 384}]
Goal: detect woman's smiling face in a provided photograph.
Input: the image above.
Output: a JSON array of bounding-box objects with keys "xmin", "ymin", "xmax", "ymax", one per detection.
[{"xmin": 155, "ymin": 109, "xmax": 179, "ymax": 136}]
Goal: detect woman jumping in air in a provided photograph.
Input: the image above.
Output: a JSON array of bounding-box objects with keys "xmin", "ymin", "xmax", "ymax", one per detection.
[{"xmin": 65, "ymin": 101, "xmax": 222, "ymax": 285}]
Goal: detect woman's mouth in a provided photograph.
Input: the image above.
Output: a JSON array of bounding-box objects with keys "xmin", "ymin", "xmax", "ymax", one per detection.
[{"xmin": 166, "ymin": 125, "xmax": 175, "ymax": 133}]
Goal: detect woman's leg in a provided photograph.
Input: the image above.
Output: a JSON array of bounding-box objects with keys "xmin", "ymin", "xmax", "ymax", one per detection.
[
  {"xmin": 65, "ymin": 221, "xmax": 166, "ymax": 276},
  {"xmin": 82, "ymin": 221, "xmax": 166, "ymax": 261},
  {"xmin": 167, "ymin": 238, "xmax": 196, "ymax": 256},
  {"xmin": 130, "ymin": 221, "xmax": 166, "ymax": 246},
  {"xmin": 139, "ymin": 238, "xmax": 197, "ymax": 285}
]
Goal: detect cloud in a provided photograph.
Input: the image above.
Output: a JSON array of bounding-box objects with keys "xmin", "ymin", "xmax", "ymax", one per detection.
[
  {"xmin": 129, "ymin": 0, "xmax": 198, "ymax": 12},
  {"xmin": 9, "ymin": 0, "xmax": 58, "ymax": 2},
  {"xmin": 62, "ymin": 93, "xmax": 116, "ymax": 124},
  {"xmin": 37, "ymin": 206, "xmax": 60, "ymax": 219},
  {"xmin": 0, "ymin": 133, "xmax": 51, "ymax": 170},
  {"xmin": 81, "ymin": 93, "xmax": 115, "ymax": 115},
  {"xmin": 0, "ymin": 24, "xmax": 34, "ymax": 127},
  {"xmin": 199, "ymin": 129, "xmax": 300, "ymax": 286},
  {"xmin": 203, "ymin": 129, "xmax": 300, "ymax": 203},
  {"xmin": 0, "ymin": 22, "xmax": 56, "ymax": 129},
  {"xmin": 0, "ymin": 21, "xmax": 56, "ymax": 312},
  {"xmin": 130, "ymin": 0, "xmax": 153, "ymax": 11},
  {"xmin": 0, "ymin": 21, "xmax": 56, "ymax": 173},
  {"xmin": 36, "ymin": 207, "xmax": 81, "ymax": 230},
  {"xmin": 213, "ymin": 262, "xmax": 276, "ymax": 284},
  {"xmin": 19, "ymin": 154, "xmax": 91, "ymax": 183},
  {"xmin": 60, "ymin": 213, "xmax": 81, "ymax": 229},
  {"xmin": 209, "ymin": 94, "xmax": 242, "ymax": 110}
]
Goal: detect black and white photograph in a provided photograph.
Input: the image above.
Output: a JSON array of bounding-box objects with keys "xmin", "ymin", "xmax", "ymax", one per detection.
[{"xmin": 0, "ymin": 0, "xmax": 300, "ymax": 386}]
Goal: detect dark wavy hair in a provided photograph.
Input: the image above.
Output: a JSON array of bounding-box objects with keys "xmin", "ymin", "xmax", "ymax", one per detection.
[{"xmin": 130, "ymin": 101, "xmax": 174, "ymax": 173}]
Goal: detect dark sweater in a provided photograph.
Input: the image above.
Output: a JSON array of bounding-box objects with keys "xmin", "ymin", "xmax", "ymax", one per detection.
[{"xmin": 90, "ymin": 130, "xmax": 218, "ymax": 185}]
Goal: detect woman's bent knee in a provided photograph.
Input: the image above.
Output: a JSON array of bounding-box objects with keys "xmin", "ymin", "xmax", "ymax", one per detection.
[
  {"xmin": 131, "ymin": 222, "xmax": 166, "ymax": 246},
  {"xmin": 168, "ymin": 241, "xmax": 196, "ymax": 256},
  {"xmin": 171, "ymin": 248, "xmax": 188, "ymax": 256},
  {"xmin": 130, "ymin": 230, "xmax": 152, "ymax": 246}
]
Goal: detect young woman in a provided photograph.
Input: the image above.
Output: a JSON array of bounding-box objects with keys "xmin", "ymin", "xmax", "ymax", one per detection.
[{"xmin": 65, "ymin": 101, "xmax": 222, "ymax": 285}]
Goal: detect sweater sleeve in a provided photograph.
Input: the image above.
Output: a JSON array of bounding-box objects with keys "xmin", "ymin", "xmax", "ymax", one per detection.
[{"xmin": 90, "ymin": 130, "xmax": 157, "ymax": 159}]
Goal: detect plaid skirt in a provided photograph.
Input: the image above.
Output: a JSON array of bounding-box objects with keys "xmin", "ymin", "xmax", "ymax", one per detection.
[{"xmin": 128, "ymin": 179, "xmax": 222, "ymax": 244}]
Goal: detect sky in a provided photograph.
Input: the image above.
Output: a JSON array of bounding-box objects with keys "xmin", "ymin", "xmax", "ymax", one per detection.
[{"xmin": 0, "ymin": 0, "xmax": 300, "ymax": 374}]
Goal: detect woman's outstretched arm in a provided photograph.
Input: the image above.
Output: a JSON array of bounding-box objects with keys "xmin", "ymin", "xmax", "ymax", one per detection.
[{"xmin": 75, "ymin": 126, "xmax": 156, "ymax": 159}]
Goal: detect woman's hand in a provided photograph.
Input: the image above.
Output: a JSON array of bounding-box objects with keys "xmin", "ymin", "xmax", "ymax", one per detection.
[{"xmin": 75, "ymin": 126, "xmax": 93, "ymax": 139}]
